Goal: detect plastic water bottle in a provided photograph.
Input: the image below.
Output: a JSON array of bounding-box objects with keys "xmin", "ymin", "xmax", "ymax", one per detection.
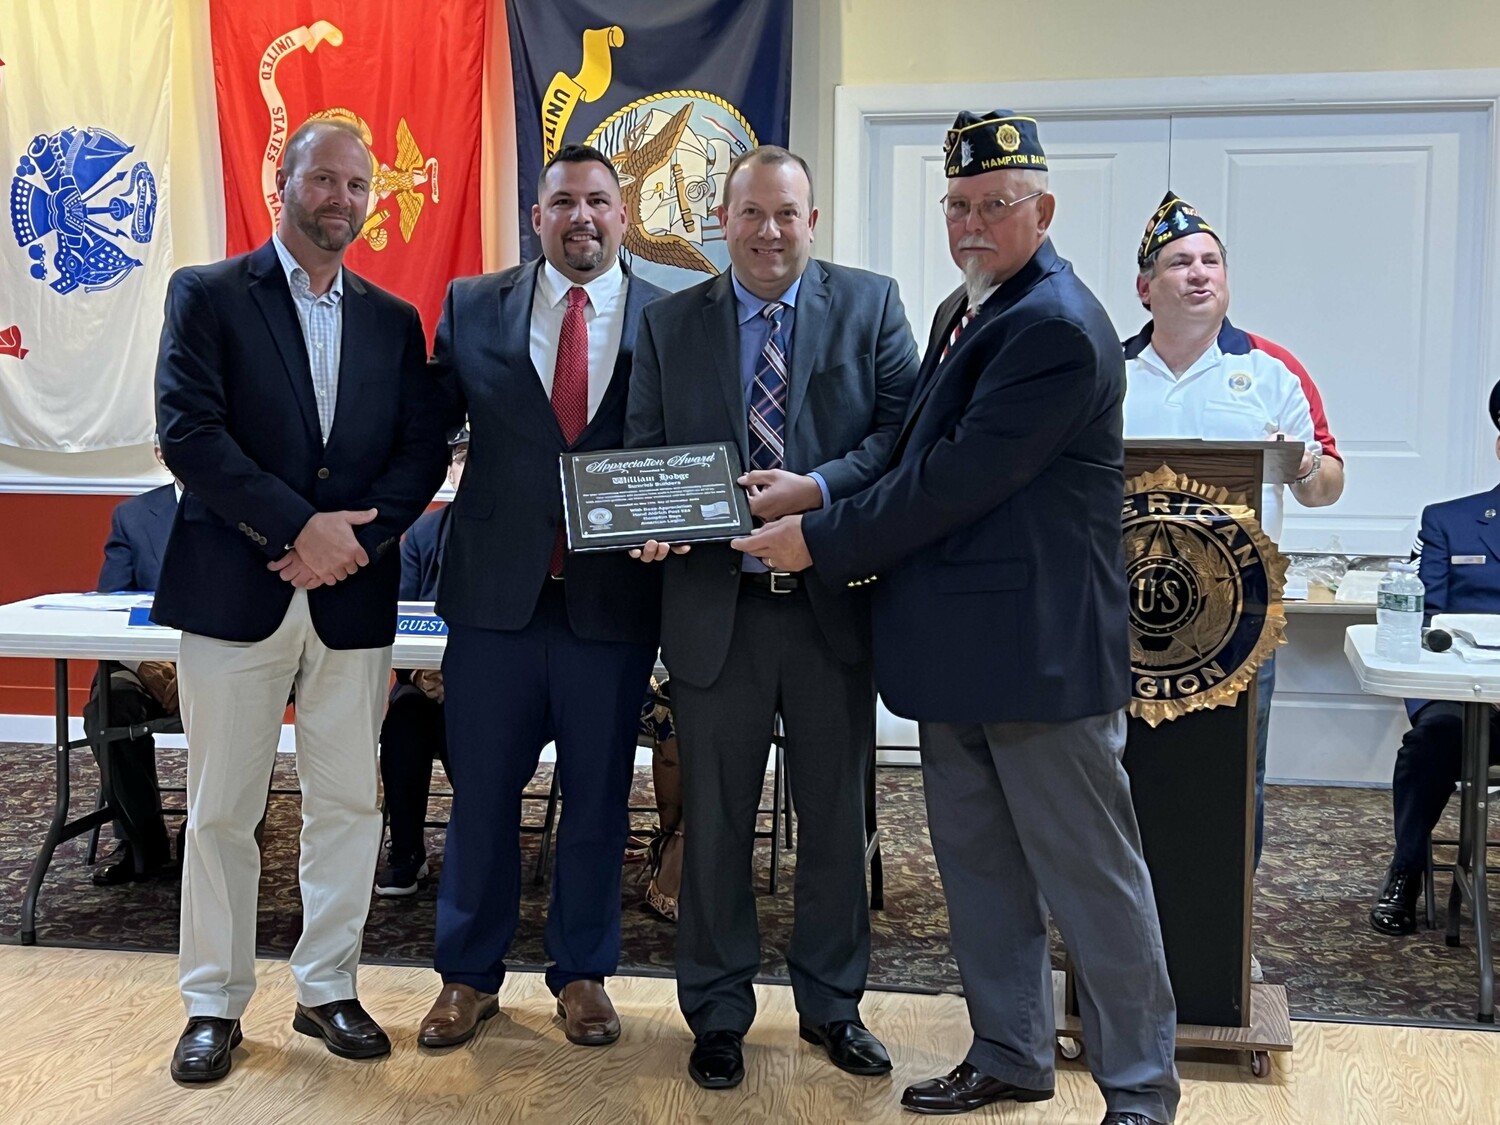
[{"xmin": 1375, "ymin": 560, "xmax": 1424, "ymax": 663}]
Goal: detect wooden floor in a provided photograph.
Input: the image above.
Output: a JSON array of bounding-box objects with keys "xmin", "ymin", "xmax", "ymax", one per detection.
[{"xmin": 1, "ymin": 947, "xmax": 1496, "ymax": 1124}]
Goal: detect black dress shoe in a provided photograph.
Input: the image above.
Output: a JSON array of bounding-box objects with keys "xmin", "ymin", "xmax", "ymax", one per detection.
[
  {"xmin": 901, "ymin": 1062, "xmax": 1053, "ymax": 1114},
  {"xmin": 688, "ymin": 1030, "xmax": 745, "ymax": 1089},
  {"xmin": 799, "ymin": 1019, "xmax": 891, "ymax": 1075},
  {"xmin": 1101, "ymin": 1114, "xmax": 1167, "ymax": 1124},
  {"xmin": 292, "ymin": 1000, "xmax": 392, "ymax": 1059},
  {"xmin": 1370, "ymin": 866, "xmax": 1422, "ymax": 936},
  {"xmin": 170, "ymin": 1017, "xmax": 241, "ymax": 1083}
]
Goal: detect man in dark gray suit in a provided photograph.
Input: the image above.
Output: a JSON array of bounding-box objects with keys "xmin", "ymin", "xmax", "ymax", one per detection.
[
  {"xmin": 737, "ymin": 114, "xmax": 1178, "ymax": 1125},
  {"xmin": 625, "ymin": 146, "xmax": 920, "ymax": 1090}
]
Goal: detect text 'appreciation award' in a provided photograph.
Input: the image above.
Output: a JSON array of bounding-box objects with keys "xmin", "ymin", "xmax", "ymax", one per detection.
[{"xmin": 560, "ymin": 443, "xmax": 754, "ymax": 552}]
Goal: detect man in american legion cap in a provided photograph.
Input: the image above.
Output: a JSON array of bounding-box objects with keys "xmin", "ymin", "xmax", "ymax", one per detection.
[
  {"xmin": 734, "ymin": 110, "xmax": 1181, "ymax": 1124},
  {"xmin": 1120, "ymin": 190, "xmax": 1345, "ymax": 983}
]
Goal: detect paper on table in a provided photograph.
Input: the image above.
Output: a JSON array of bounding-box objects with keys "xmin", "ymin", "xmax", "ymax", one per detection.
[
  {"xmin": 1333, "ymin": 571, "xmax": 1382, "ymax": 604},
  {"xmin": 31, "ymin": 592, "xmax": 152, "ymax": 612},
  {"xmin": 1433, "ymin": 613, "xmax": 1500, "ymax": 649}
]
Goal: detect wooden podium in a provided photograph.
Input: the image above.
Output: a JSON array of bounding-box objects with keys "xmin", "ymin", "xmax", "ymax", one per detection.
[{"xmin": 1061, "ymin": 440, "xmax": 1302, "ymax": 1075}]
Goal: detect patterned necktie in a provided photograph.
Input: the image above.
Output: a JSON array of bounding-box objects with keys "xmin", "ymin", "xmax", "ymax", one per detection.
[
  {"xmin": 940, "ymin": 307, "xmax": 976, "ymax": 362},
  {"xmin": 748, "ymin": 301, "xmax": 789, "ymax": 471},
  {"xmin": 549, "ymin": 285, "xmax": 589, "ymax": 576}
]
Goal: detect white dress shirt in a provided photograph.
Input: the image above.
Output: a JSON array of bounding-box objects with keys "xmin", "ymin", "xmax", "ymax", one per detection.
[
  {"xmin": 272, "ymin": 233, "xmax": 344, "ymax": 442},
  {"xmin": 530, "ymin": 260, "xmax": 628, "ymax": 423}
]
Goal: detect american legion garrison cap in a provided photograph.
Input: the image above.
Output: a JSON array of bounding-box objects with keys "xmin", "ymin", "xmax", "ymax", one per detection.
[
  {"xmin": 943, "ymin": 111, "xmax": 1047, "ymax": 178},
  {"xmin": 1138, "ymin": 191, "xmax": 1222, "ymax": 268},
  {"xmin": 1489, "ymin": 380, "xmax": 1500, "ymax": 430}
]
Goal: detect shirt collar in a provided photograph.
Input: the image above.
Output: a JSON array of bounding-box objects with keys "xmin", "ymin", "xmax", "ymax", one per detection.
[
  {"xmin": 272, "ymin": 233, "xmax": 344, "ymax": 301},
  {"xmin": 731, "ymin": 271, "xmax": 802, "ymax": 326},
  {"xmin": 538, "ymin": 258, "xmax": 624, "ymax": 310},
  {"xmin": 969, "ymin": 283, "xmax": 1000, "ymax": 313},
  {"xmin": 1137, "ymin": 338, "xmax": 1223, "ymax": 380}
]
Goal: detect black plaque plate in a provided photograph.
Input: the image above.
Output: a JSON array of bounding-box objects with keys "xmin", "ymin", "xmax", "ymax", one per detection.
[{"xmin": 560, "ymin": 442, "xmax": 754, "ymax": 551}]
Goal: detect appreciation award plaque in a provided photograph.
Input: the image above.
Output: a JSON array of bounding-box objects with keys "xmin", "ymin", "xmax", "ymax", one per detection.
[{"xmin": 560, "ymin": 442, "xmax": 754, "ymax": 552}]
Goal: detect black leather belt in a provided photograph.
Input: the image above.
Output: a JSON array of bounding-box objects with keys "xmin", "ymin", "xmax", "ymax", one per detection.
[{"xmin": 743, "ymin": 570, "xmax": 800, "ymax": 594}]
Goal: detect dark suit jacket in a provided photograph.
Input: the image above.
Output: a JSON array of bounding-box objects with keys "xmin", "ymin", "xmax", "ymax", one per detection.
[
  {"xmin": 624, "ymin": 259, "xmax": 921, "ymax": 687},
  {"xmin": 153, "ymin": 240, "xmax": 449, "ymax": 649},
  {"xmin": 433, "ymin": 259, "xmax": 665, "ymax": 645},
  {"xmin": 1407, "ymin": 485, "xmax": 1500, "ymax": 718},
  {"xmin": 803, "ymin": 240, "xmax": 1131, "ymax": 723},
  {"xmin": 98, "ymin": 484, "xmax": 176, "ymax": 593},
  {"xmin": 400, "ymin": 504, "xmax": 450, "ymax": 602}
]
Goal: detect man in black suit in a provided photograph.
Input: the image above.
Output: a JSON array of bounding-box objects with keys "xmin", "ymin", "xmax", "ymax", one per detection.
[
  {"xmin": 153, "ymin": 119, "xmax": 447, "ymax": 1083},
  {"xmin": 373, "ymin": 427, "xmax": 464, "ymax": 896},
  {"xmin": 417, "ymin": 145, "xmax": 663, "ymax": 1051},
  {"xmin": 737, "ymin": 115, "xmax": 1179, "ymax": 1125},
  {"xmin": 625, "ymin": 146, "xmax": 920, "ymax": 1089},
  {"xmin": 83, "ymin": 439, "xmax": 177, "ymax": 886}
]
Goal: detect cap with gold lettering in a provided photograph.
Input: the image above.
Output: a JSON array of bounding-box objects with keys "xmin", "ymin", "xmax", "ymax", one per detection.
[
  {"xmin": 944, "ymin": 111, "xmax": 1047, "ymax": 178},
  {"xmin": 1138, "ymin": 191, "xmax": 1222, "ymax": 268}
]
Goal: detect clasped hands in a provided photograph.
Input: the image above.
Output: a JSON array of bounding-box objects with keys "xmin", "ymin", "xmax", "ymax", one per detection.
[
  {"xmin": 268, "ymin": 509, "xmax": 378, "ymax": 589},
  {"xmin": 629, "ymin": 469, "xmax": 814, "ymax": 572}
]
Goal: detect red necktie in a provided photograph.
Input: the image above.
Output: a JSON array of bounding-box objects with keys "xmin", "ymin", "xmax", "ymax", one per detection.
[
  {"xmin": 940, "ymin": 307, "xmax": 976, "ymax": 362},
  {"xmin": 549, "ymin": 286, "xmax": 589, "ymax": 576}
]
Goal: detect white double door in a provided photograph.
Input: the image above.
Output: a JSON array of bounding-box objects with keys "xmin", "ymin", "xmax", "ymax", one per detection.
[{"xmin": 867, "ymin": 105, "xmax": 1491, "ymax": 557}]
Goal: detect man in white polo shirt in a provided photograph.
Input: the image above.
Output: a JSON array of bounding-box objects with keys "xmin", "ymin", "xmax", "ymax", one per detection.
[{"xmin": 1122, "ymin": 192, "xmax": 1345, "ymax": 982}]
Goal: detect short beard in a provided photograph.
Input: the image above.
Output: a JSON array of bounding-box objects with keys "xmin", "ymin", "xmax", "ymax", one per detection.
[
  {"xmin": 962, "ymin": 256, "xmax": 998, "ymax": 311},
  {"xmin": 561, "ymin": 226, "xmax": 607, "ymax": 274},
  {"xmin": 286, "ymin": 195, "xmax": 358, "ymax": 252}
]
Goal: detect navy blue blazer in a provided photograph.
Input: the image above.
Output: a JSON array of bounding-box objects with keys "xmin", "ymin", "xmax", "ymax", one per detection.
[
  {"xmin": 153, "ymin": 240, "xmax": 449, "ymax": 649},
  {"xmin": 400, "ymin": 504, "xmax": 450, "ymax": 602},
  {"xmin": 624, "ymin": 259, "xmax": 921, "ymax": 687},
  {"xmin": 1407, "ymin": 485, "xmax": 1500, "ymax": 718},
  {"xmin": 803, "ymin": 240, "xmax": 1131, "ymax": 723},
  {"xmin": 433, "ymin": 259, "xmax": 665, "ymax": 645},
  {"xmin": 98, "ymin": 484, "xmax": 176, "ymax": 593}
]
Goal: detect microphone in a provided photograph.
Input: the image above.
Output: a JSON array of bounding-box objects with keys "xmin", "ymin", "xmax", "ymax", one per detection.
[{"xmin": 1422, "ymin": 628, "xmax": 1453, "ymax": 653}]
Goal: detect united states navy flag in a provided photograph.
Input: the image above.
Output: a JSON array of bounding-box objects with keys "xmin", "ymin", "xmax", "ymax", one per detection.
[{"xmin": 507, "ymin": 0, "xmax": 792, "ymax": 292}]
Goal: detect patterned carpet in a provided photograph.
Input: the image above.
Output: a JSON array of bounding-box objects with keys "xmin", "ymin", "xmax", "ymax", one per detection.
[{"xmin": 1, "ymin": 742, "xmax": 1496, "ymax": 1028}]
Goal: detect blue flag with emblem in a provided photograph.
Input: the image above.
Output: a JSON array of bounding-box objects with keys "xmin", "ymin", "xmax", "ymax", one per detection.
[
  {"xmin": 506, "ymin": 0, "xmax": 792, "ymax": 293},
  {"xmin": 0, "ymin": 0, "xmax": 174, "ymax": 450}
]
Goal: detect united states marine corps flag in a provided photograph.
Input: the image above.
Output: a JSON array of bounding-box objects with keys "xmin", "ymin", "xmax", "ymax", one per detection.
[
  {"xmin": 507, "ymin": 0, "xmax": 792, "ymax": 291},
  {"xmin": 209, "ymin": 0, "xmax": 485, "ymax": 344}
]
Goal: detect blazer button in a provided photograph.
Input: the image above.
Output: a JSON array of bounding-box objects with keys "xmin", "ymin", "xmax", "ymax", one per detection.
[
  {"xmin": 317, "ymin": 467, "xmax": 330, "ymax": 479},
  {"xmin": 237, "ymin": 522, "xmax": 247, "ymax": 532},
  {"xmin": 728, "ymin": 564, "xmax": 738, "ymax": 575}
]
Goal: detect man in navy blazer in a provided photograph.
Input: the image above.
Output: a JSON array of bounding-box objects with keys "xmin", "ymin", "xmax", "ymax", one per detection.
[
  {"xmin": 737, "ymin": 114, "xmax": 1178, "ymax": 1125},
  {"xmin": 83, "ymin": 446, "xmax": 178, "ymax": 886},
  {"xmin": 417, "ymin": 145, "xmax": 663, "ymax": 1051},
  {"xmin": 153, "ymin": 120, "xmax": 448, "ymax": 1083},
  {"xmin": 1371, "ymin": 381, "xmax": 1500, "ymax": 935},
  {"xmin": 626, "ymin": 146, "xmax": 920, "ymax": 1089}
]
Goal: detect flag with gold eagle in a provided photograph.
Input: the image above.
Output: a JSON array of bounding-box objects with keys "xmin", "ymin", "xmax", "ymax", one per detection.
[
  {"xmin": 507, "ymin": 0, "xmax": 792, "ymax": 292},
  {"xmin": 209, "ymin": 0, "xmax": 484, "ymax": 344}
]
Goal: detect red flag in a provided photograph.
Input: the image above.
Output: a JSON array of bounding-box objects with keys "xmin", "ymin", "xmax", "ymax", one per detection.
[{"xmin": 210, "ymin": 1, "xmax": 484, "ymax": 345}]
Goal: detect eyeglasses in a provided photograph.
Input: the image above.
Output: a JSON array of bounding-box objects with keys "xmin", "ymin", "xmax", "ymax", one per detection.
[{"xmin": 940, "ymin": 190, "xmax": 1044, "ymax": 225}]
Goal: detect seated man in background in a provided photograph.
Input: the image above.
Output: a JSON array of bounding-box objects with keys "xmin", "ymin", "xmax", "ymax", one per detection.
[
  {"xmin": 1371, "ymin": 381, "xmax": 1500, "ymax": 935},
  {"xmin": 375, "ymin": 427, "xmax": 465, "ymax": 896},
  {"xmin": 83, "ymin": 439, "xmax": 178, "ymax": 885}
]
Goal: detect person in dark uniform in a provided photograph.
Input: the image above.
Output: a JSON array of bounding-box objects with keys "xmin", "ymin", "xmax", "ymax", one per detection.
[
  {"xmin": 736, "ymin": 113, "xmax": 1179, "ymax": 1125},
  {"xmin": 1371, "ymin": 380, "xmax": 1500, "ymax": 935},
  {"xmin": 83, "ymin": 439, "xmax": 178, "ymax": 885},
  {"xmin": 374, "ymin": 427, "xmax": 466, "ymax": 895}
]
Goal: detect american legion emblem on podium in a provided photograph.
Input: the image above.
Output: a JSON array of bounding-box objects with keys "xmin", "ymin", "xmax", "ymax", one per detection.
[{"xmin": 1122, "ymin": 466, "xmax": 1287, "ymax": 726}]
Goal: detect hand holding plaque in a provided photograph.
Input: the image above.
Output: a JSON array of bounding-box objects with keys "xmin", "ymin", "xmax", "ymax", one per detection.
[{"xmin": 560, "ymin": 443, "xmax": 754, "ymax": 553}]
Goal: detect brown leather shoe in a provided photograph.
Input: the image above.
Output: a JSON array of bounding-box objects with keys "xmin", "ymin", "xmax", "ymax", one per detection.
[
  {"xmin": 555, "ymin": 979, "xmax": 621, "ymax": 1046},
  {"xmin": 418, "ymin": 983, "xmax": 500, "ymax": 1048}
]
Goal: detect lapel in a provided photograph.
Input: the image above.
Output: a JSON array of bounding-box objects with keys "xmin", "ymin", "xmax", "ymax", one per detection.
[
  {"xmin": 577, "ymin": 262, "xmax": 648, "ymax": 447},
  {"xmin": 326, "ymin": 269, "xmax": 374, "ymax": 454},
  {"xmin": 1474, "ymin": 489, "xmax": 1500, "ymax": 564},
  {"xmin": 143, "ymin": 485, "xmax": 176, "ymax": 579},
  {"xmin": 246, "ymin": 241, "xmax": 320, "ymax": 447},
  {"xmin": 784, "ymin": 260, "xmax": 828, "ymax": 435},
  {"xmin": 500, "ymin": 260, "xmax": 568, "ymax": 448},
  {"xmin": 699, "ymin": 271, "xmax": 749, "ymax": 463}
]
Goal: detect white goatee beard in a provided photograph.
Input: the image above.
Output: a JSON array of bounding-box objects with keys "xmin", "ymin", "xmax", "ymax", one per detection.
[{"xmin": 962, "ymin": 257, "xmax": 997, "ymax": 312}]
